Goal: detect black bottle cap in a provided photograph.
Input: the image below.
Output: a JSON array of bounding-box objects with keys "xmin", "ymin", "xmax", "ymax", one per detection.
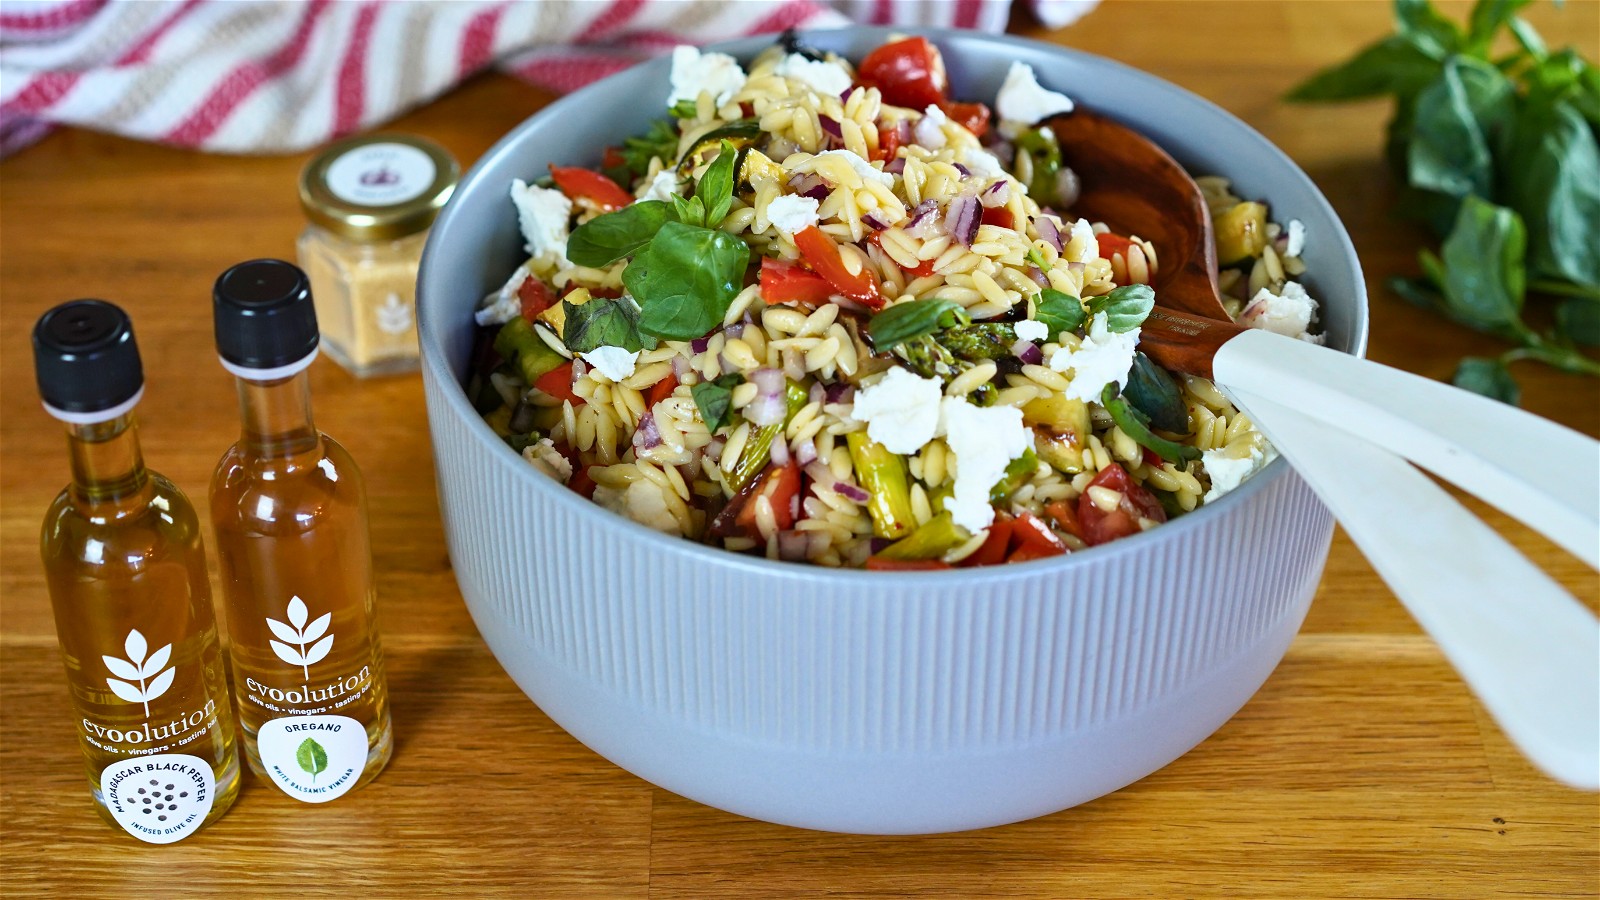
[
  {"xmin": 33, "ymin": 300, "xmax": 144, "ymax": 415},
  {"xmin": 213, "ymin": 258, "xmax": 320, "ymax": 370}
]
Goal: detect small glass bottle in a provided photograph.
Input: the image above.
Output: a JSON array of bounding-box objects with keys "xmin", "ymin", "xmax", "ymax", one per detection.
[
  {"xmin": 208, "ymin": 259, "xmax": 393, "ymax": 802},
  {"xmin": 295, "ymin": 132, "xmax": 458, "ymax": 378},
  {"xmin": 34, "ymin": 300, "xmax": 241, "ymax": 844}
]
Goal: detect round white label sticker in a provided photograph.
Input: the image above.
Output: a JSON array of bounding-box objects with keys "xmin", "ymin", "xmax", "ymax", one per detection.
[
  {"xmin": 101, "ymin": 753, "xmax": 216, "ymax": 844},
  {"xmin": 325, "ymin": 143, "xmax": 435, "ymax": 206},
  {"xmin": 256, "ymin": 714, "xmax": 368, "ymax": 803}
]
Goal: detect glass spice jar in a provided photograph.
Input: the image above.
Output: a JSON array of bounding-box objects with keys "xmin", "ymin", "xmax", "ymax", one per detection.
[{"xmin": 296, "ymin": 133, "xmax": 458, "ymax": 378}]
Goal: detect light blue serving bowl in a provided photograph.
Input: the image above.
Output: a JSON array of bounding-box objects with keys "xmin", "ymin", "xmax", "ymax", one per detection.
[{"xmin": 417, "ymin": 28, "xmax": 1367, "ymax": 834}]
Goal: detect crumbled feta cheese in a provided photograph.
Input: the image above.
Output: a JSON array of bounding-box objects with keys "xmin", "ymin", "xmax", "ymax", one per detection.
[
  {"xmin": 1201, "ymin": 442, "xmax": 1277, "ymax": 504},
  {"xmin": 766, "ymin": 194, "xmax": 820, "ymax": 235},
  {"xmin": 523, "ymin": 437, "xmax": 573, "ymax": 483},
  {"xmin": 850, "ymin": 367, "xmax": 944, "ymax": 454},
  {"xmin": 1014, "ymin": 319, "xmax": 1049, "ymax": 342},
  {"xmin": 668, "ymin": 45, "xmax": 747, "ymax": 108},
  {"xmin": 1048, "ymin": 312, "xmax": 1141, "ymax": 403},
  {"xmin": 510, "ymin": 178, "xmax": 571, "ymax": 266},
  {"xmin": 816, "ymin": 149, "xmax": 895, "ymax": 187},
  {"xmin": 595, "ymin": 480, "xmax": 682, "ymax": 534},
  {"xmin": 1285, "ymin": 219, "xmax": 1306, "ymax": 258},
  {"xmin": 475, "ymin": 264, "xmax": 529, "ymax": 327},
  {"xmin": 996, "ymin": 61, "xmax": 1074, "ymax": 136},
  {"xmin": 638, "ymin": 169, "xmax": 681, "ymax": 203},
  {"xmin": 914, "ymin": 104, "xmax": 948, "ymax": 150},
  {"xmin": 774, "ymin": 53, "xmax": 852, "ymax": 97},
  {"xmin": 1240, "ymin": 281, "xmax": 1319, "ymax": 340},
  {"xmin": 940, "ymin": 397, "xmax": 1033, "ymax": 533},
  {"xmin": 1066, "ymin": 217, "xmax": 1098, "ymax": 264},
  {"xmin": 579, "ymin": 346, "xmax": 640, "ymax": 382},
  {"xmin": 961, "ymin": 147, "xmax": 1006, "ymax": 179}
]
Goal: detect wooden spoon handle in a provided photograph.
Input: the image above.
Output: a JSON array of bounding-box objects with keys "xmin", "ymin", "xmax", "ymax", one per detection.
[{"xmin": 1136, "ymin": 306, "xmax": 1246, "ymax": 380}]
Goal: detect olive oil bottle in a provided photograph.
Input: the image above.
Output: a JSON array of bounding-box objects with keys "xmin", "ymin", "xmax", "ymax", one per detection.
[
  {"xmin": 34, "ymin": 300, "xmax": 241, "ymax": 843},
  {"xmin": 208, "ymin": 259, "xmax": 392, "ymax": 802}
]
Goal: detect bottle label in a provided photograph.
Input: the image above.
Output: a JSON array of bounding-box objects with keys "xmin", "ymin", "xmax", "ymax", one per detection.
[
  {"xmin": 256, "ymin": 715, "xmax": 369, "ymax": 803},
  {"xmin": 101, "ymin": 753, "xmax": 216, "ymax": 844},
  {"xmin": 325, "ymin": 142, "xmax": 435, "ymax": 207},
  {"xmin": 83, "ymin": 628, "xmax": 222, "ymax": 756}
]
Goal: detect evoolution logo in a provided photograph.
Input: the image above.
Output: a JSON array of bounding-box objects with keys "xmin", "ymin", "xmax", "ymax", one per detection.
[
  {"xmin": 104, "ymin": 629, "xmax": 173, "ymax": 717},
  {"xmin": 267, "ymin": 596, "xmax": 333, "ymax": 680}
]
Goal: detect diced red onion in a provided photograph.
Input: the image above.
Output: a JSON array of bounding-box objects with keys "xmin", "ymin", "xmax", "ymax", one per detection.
[
  {"xmin": 781, "ymin": 348, "xmax": 806, "ymax": 382},
  {"xmin": 1056, "ymin": 167, "xmax": 1081, "ymax": 208},
  {"xmin": 834, "ymin": 481, "xmax": 870, "ymax": 504},
  {"xmin": 869, "ymin": 537, "xmax": 893, "ymax": 553},
  {"xmin": 861, "ymin": 210, "xmax": 891, "ymax": 231},
  {"xmin": 795, "ymin": 438, "xmax": 818, "ymax": 466},
  {"xmin": 632, "ymin": 411, "xmax": 662, "ymax": 451},
  {"xmin": 1035, "ymin": 215, "xmax": 1063, "ymax": 252},
  {"xmin": 819, "ymin": 115, "xmax": 843, "ymax": 138},
  {"xmin": 824, "ymin": 381, "xmax": 854, "ymax": 404},
  {"xmin": 691, "ymin": 335, "xmax": 713, "ymax": 353},
  {"xmin": 979, "ymin": 180, "xmax": 1010, "ymax": 208},
  {"xmin": 808, "ymin": 382, "xmax": 826, "ymax": 406},
  {"xmin": 777, "ymin": 530, "xmax": 811, "ymax": 562},
  {"xmin": 952, "ymin": 162, "xmax": 971, "ymax": 177},
  {"xmin": 1027, "ymin": 265, "xmax": 1051, "ymax": 288},
  {"xmin": 572, "ymin": 359, "xmax": 588, "ymax": 379},
  {"xmin": 705, "ymin": 436, "xmax": 725, "ymax": 462},
  {"xmin": 770, "ymin": 436, "xmax": 790, "ymax": 465},
  {"xmin": 803, "ymin": 183, "xmax": 831, "ymax": 201},
  {"xmin": 840, "ymin": 86, "xmax": 856, "ymax": 102},
  {"xmin": 904, "ymin": 199, "xmax": 939, "ymax": 238},
  {"xmin": 1012, "ymin": 339, "xmax": 1044, "ymax": 365},
  {"xmin": 725, "ymin": 323, "xmax": 745, "ymax": 340},
  {"xmin": 884, "ymin": 156, "xmax": 907, "ymax": 175},
  {"xmin": 945, "ymin": 194, "xmax": 980, "ymax": 247},
  {"xmin": 745, "ymin": 368, "xmax": 787, "ymax": 425},
  {"xmin": 671, "ymin": 355, "xmax": 690, "ymax": 379},
  {"xmin": 1067, "ymin": 260, "xmax": 1086, "ymax": 272}
]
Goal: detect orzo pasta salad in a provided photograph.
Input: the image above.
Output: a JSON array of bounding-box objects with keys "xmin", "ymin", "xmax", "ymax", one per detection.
[{"xmin": 468, "ymin": 33, "xmax": 1323, "ymax": 570}]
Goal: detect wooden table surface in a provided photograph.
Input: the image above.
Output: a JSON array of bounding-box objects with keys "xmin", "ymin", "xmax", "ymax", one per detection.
[{"xmin": 3, "ymin": 2, "xmax": 1597, "ymax": 896}]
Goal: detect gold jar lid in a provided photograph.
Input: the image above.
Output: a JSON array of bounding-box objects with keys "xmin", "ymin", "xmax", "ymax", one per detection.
[{"xmin": 300, "ymin": 133, "xmax": 459, "ymax": 242}]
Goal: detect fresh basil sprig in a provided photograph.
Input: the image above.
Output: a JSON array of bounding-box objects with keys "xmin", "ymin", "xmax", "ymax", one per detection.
[
  {"xmin": 624, "ymin": 220, "xmax": 749, "ymax": 341},
  {"xmin": 1086, "ymin": 284, "xmax": 1155, "ymax": 333},
  {"xmin": 562, "ymin": 296, "xmax": 655, "ymax": 354},
  {"xmin": 567, "ymin": 201, "xmax": 673, "ymax": 268},
  {"xmin": 1122, "ymin": 353, "xmax": 1190, "ymax": 434},
  {"xmin": 1101, "ymin": 384, "xmax": 1200, "ymax": 467},
  {"xmin": 1034, "ymin": 288, "xmax": 1086, "ymax": 338},
  {"xmin": 1288, "ymin": 0, "xmax": 1599, "ymax": 403},
  {"xmin": 690, "ymin": 373, "xmax": 743, "ymax": 433},
  {"xmin": 865, "ymin": 298, "xmax": 970, "ymax": 350}
]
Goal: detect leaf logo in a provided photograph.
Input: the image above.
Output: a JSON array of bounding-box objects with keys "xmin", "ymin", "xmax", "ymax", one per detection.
[
  {"xmin": 266, "ymin": 596, "xmax": 333, "ymax": 680},
  {"xmin": 103, "ymin": 629, "xmax": 174, "ymax": 718},
  {"xmin": 297, "ymin": 738, "xmax": 328, "ymax": 782}
]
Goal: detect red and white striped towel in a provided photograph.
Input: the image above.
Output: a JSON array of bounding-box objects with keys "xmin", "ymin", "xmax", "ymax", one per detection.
[{"xmin": 0, "ymin": 0, "xmax": 1098, "ymax": 158}]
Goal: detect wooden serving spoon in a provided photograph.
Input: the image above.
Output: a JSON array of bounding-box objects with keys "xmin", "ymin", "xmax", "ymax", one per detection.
[{"xmin": 1039, "ymin": 107, "xmax": 1600, "ymax": 790}]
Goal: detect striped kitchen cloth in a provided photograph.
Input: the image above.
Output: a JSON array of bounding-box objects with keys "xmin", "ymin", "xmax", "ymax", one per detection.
[{"xmin": 0, "ymin": 0, "xmax": 1099, "ymax": 158}]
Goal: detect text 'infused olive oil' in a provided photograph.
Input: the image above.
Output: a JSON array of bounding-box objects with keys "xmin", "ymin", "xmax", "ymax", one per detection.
[
  {"xmin": 209, "ymin": 260, "xmax": 393, "ymax": 802},
  {"xmin": 34, "ymin": 300, "xmax": 240, "ymax": 843}
]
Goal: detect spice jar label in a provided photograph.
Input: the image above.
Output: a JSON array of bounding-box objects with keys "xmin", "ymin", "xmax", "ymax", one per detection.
[
  {"xmin": 101, "ymin": 753, "xmax": 217, "ymax": 844},
  {"xmin": 256, "ymin": 714, "xmax": 369, "ymax": 803},
  {"xmin": 326, "ymin": 142, "xmax": 436, "ymax": 207}
]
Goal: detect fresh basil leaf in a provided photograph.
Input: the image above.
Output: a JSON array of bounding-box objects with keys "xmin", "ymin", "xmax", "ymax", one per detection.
[
  {"xmin": 1555, "ymin": 298, "xmax": 1600, "ymax": 346},
  {"xmin": 566, "ymin": 200, "xmax": 673, "ymax": 268},
  {"xmin": 1100, "ymin": 384, "xmax": 1200, "ymax": 467},
  {"xmin": 562, "ymin": 296, "xmax": 655, "ymax": 354},
  {"xmin": 697, "ymin": 140, "xmax": 737, "ymax": 227},
  {"xmin": 1437, "ymin": 196, "xmax": 1528, "ymax": 336},
  {"xmin": 1465, "ymin": 0, "xmax": 1532, "ymax": 54},
  {"xmin": 1452, "ymin": 356, "xmax": 1521, "ymax": 404},
  {"xmin": 1087, "ymin": 284, "xmax": 1155, "ymax": 333},
  {"xmin": 690, "ymin": 373, "xmax": 743, "ymax": 433},
  {"xmin": 1122, "ymin": 353, "xmax": 1190, "ymax": 434},
  {"xmin": 1395, "ymin": 0, "xmax": 1463, "ymax": 60},
  {"xmin": 1286, "ymin": 35, "xmax": 1442, "ymax": 102},
  {"xmin": 1034, "ymin": 288, "xmax": 1086, "ymax": 338},
  {"xmin": 626, "ymin": 221, "xmax": 750, "ymax": 341},
  {"xmin": 1501, "ymin": 96, "xmax": 1600, "ymax": 289},
  {"xmin": 866, "ymin": 298, "xmax": 966, "ymax": 350},
  {"xmin": 669, "ymin": 99, "xmax": 698, "ymax": 119},
  {"xmin": 1407, "ymin": 57, "xmax": 1513, "ymax": 200}
]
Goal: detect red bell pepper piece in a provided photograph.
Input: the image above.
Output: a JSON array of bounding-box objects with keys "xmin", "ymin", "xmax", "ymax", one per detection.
[
  {"xmin": 962, "ymin": 515, "xmax": 1014, "ymax": 567},
  {"xmin": 646, "ymin": 373, "xmax": 679, "ymax": 407},
  {"xmin": 980, "ymin": 206, "xmax": 1013, "ymax": 231},
  {"xmin": 533, "ymin": 361, "xmax": 584, "ymax": 407},
  {"xmin": 759, "ymin": 256, "xmax": 836, "ymax": 307},
  {"xmin": 734, "ymin": 460, "xmax": 802, "ymax": 533},
  {"xmin": 793, "ymin": 226, "xmax": 883, "ymax": 309},
  {"xmin": 1008, "ymin": 510, "xmax": 1067, "ymax": 562},
  {"xmin": 548, "ymin": 164, "xmax": 634, "ymax": 211}
]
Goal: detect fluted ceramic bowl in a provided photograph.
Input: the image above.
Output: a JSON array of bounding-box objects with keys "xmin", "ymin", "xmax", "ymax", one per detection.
[{"xmin": 417, "ymin": 28, "xmax": 1367, "ymax": 834}]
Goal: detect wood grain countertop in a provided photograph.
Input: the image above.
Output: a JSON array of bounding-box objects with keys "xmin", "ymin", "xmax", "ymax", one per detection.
[{"xmin": 2, "ymin": 2, "xmax": 1596, "ymax": 896}]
